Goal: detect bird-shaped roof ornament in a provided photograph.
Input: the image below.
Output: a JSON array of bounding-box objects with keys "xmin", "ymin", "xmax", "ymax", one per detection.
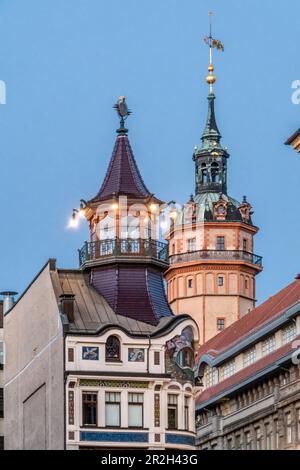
[{"xmin": 114, "ymin": 96, "xmax": 132, "ymax": 134}]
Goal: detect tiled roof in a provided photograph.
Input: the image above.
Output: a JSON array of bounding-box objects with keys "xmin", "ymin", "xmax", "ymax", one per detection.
[
  {"xmin": 196, "ymin": 335, "xmax": 300, "ymax": 407},
  {"xmin": 90, "ymin": 264, "xmax": 173, "ymax": 326},
  {"xmin": 50, "ymin": 268, "xmax": 176, "ymax": 335},
  {"xmin": 90, "ymin": 134, "xmax": 151, "ymax": 202},
  {"xmin": 196, "ymin": 278, "xmax": 300, "ymax": 360}
]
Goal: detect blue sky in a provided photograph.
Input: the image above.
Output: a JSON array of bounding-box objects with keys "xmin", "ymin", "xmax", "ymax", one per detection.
[{"xmin": 0, "ymin": 0, "xmax": 299, "ymax": 305}]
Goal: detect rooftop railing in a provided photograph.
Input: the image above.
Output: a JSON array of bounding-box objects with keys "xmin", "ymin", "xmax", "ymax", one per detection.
[
  {"xmin": 78, "ymin": 238, "xmax": 169, "ymax": 267},
  {"xmin": 169, "ymin": 249, "xmax": 263, "ymax": 267}
]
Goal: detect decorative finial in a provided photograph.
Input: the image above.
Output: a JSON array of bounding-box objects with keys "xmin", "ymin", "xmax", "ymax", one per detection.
[
  {"xmin": 203, "ymin": 12, "xmax": 224, "ymax": 93},
  {"xmin": 113, "ymin": 96, "xmax": 132, "ymax": 134}
]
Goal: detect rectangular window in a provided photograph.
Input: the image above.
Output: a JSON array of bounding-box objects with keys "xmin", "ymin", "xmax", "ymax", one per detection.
[
  {"xmin": 217, "ymin": 275, "xmax": 224, "ymax": 287},
  {"xmin": 204, "ymin": 367, "xmax": 218, "ymax": 387},
  {"xmin": 243, "ymin": 238, "xmax": 247, "ymax": 251},
  {"xmin": 262, "ymin": 335, "xmax": 276, "ymax": 356},
  {"xmin": 0, "ymin": 388, "xmax": 3, "ymax": 419},
  {"xmin": 220, "ymin": 360, "xmax": 235, "ymax": 380},
  {"xmin": 286, "ymin": 412, "xmax": 292, "ymax": 444},
  {"xmin": 0, "ymin": 342, "xmax": 4, "ymax": 369},
  {"xmin": 245, "ymin": 431, "xmax": 252, "ymax": 450},
  {"xmin": 188, "ymin": 278, "xmax": 193, "ymax": 289},
  {"xmin": 167, "ymin": 395, "xmax": 178, "ymax": 429},
  {"xmin": 184, "ymin": 397, "xmax": 189, "ymax": 430},
  {"xmin": 243, "ymin": 347, "xmax": 256, "ymax": 367},
  {"xmin": 105, "ymin": 392, "xmax": 121, "ymax": 427},
  {"xmin": 0, "ymin": 436, "xmax": 3, "ymax": 451},
  {"xmin": 216, "ymin": 236, "xmax": 225, "ymax": 250},
  {"xmin": 82, "ymin": 392, "xmax": 97, "ymax": 426},
  {"xmin": 282, "ymin": 322, "xmax": 297, "ymax": 344},
  {"xmin": 68, "ymin": 348, "xmax": 74, "ymax": 362},
  {"xmin": 128, "ymin": 393, "xmax": 144, "ymax": 428},
  {"xmin": 154, "ymin": 351, "xmax": 160, "ymax": 366},
  {"xmin": 256, "ymin": 427, "xmax": 262, "ymax": 450},
  {"xmin": 266, "ymin": 423, "xmax": 273, "ymax": 450},
  {"xmin": 217, "ymin": 318, "xmax": 225, "ymax": 331},
  {"xmin": 187, "ymin": 238, "xmax": 196, "ymax": 252}
]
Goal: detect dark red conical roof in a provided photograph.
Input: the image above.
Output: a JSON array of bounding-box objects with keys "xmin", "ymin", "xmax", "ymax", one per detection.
[{"xmin": 90, "ymin": 133, "xmax": 151, "ymax": 202}]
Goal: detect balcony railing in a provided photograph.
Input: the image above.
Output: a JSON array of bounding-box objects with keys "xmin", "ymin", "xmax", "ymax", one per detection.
[
  {"xmin": 79, "ymin": 238, "xmax": 169, "ymax": 266},
  {"xmin": 169, "ymin": 249, "xmax": 263, "ymax": 267}
]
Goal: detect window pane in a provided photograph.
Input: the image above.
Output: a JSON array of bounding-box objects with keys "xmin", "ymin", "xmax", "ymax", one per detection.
[
  {"xmin": 168, "ymin": 407, "xmax": 177, "ymax": 429},
  {"xmin": 105, "ymin": 403, "xmax": 120, "ymax": 427},
  {"xmin": 128, "ymin": 404, "xmax": 143, "ymax": 427}
]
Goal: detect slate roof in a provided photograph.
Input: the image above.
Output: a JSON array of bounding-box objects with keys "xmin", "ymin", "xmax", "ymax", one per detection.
[
  {"xmin": 90, "ymin": 264, "xmax": 174, "ymax": 326},
  {"xmin": 50, "ymin": 268, "xmax": 180, "ymax": 336},
  {"xmin": 90, "ymin": 134, "xmax": 151, "ymax": 202}
]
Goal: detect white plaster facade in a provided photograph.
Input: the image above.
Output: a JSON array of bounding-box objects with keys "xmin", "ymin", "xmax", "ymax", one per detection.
[{"xmin": 66, "ymin": 319, "xmax": 198, "ymax": 450}]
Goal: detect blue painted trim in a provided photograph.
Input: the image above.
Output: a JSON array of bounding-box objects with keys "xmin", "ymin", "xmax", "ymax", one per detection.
[
  {"xmin": 80, "ymin": 431, "xmax": 149, "ymax": 443},
  {"xmin": 165, "ymin": 433, "xmax": 195, "ymax": 446}
]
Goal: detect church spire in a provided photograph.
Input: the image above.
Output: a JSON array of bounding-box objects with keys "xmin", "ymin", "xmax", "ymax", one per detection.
[{"xmin": 193, "ymin": 13, "xmax": 228, "ymax": 195}]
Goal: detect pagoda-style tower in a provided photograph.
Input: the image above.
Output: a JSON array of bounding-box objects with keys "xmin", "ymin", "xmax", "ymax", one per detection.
[
  {"xmin": 78, "ymin": 97, "xmax": 172, "ymax": 325},
  {"xmin": 164, "ymin": 30, "xmax": 263, "ymax": 343}
]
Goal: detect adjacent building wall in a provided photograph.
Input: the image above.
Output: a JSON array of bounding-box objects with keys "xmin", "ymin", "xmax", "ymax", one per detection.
[{"xmin": 4, "ymin": 262, "xmax": 64, "ymax": 450}]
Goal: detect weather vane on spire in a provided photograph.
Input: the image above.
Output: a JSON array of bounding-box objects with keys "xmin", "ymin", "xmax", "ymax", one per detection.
[
  {"xmin": 114, "ymin": 96, "xmax": 132, "ymax": 134},
  {"xmin": 203, "ymin": 12, "xmax": 224, "ymax": 93}
]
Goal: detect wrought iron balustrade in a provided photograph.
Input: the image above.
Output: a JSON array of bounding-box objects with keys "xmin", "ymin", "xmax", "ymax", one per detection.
[
  {"xmin": 78, "ymin": 238, "xmax": 169, "ymax": 266},
  {"xmin": 169, "ymin": 249, "xmax": 262, "ymax": 267}
]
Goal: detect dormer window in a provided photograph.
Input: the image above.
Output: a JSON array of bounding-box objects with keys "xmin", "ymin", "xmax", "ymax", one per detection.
[{"xmin": 105, "ymin": 335, "xmax": 121, "ymax": 362}]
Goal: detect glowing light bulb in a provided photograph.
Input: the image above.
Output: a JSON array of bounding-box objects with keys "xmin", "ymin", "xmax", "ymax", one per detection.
[
  {"xmin": 68, "ymin": 217, "xmax": 79, "ymax": 229},
  {"xmin": 150, "ymin": 203, "xmax": 157, "ymax": 213},
  {"xmin": 79, "ymin": 209, "xmax": 86, "ymax": 218},
  {"xmin": 160, "ymin": 220, "xmax": 168, "ymax": 229},
  {"xmin": 112, "ymin": 202, "xmax": 118, "ymax": 210}
]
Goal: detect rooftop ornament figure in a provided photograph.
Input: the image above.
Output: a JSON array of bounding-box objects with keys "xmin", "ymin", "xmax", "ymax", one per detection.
[{"xmin": 113, "ymin": 96, "xmax": 132, "ymax": 134}]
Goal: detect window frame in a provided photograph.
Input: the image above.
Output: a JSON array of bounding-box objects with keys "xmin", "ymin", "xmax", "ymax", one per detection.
[
  {"xmin": 105, "ymin": 391, "xmax": 121, "ymax": 428},
  {"xmin": 217, "ymin": 318, "xmax": 225, "ymax": 331},
  {"xmin": 128, "ymin": 393, "xmax": 144, "ymax": 429},
  {"xmin": 105, "ymin": 335, "xmax": 121, "ymax": 363},
  {"xmin": 216, "ymin": 236, "xmax": 225, "ymax": 251},
  {"xmin": 82, "ymin": 391, "xmax": 98, "ymax": 427},
  {"xmin": 167, "ymin": 394, "xmax": 178, "ymax": 430}
]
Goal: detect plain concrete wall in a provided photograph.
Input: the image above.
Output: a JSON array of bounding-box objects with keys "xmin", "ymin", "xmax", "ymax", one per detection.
[{"xmin": 4, "ymin": 263, "xmax": 64, "ymax": 450}]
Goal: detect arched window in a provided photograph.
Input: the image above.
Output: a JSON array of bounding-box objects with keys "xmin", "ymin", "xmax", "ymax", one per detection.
[
  {"xmin": 176, "ymin": 347, "xmax": 194, "ymax": 369},
  {"xmin": 211, "ymin": 162, "xmax": 219, "ymax": 183},
  {"xmin": 201, "ymin": 164, "xmax": 208, "ymax": 183},
  {"xmin": 105, "ymin": 335, "xmax": 121, "ymax": 362}
]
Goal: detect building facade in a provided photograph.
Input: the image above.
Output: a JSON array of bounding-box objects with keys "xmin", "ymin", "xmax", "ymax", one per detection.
[
  {"xmin": 164, "ymin": 40, "xmax": 262, "ymax": 344},
  {"xmin": 4, "ymin": 99, "xmax": 199, "ymax": 450},
  {"xmin": 195, "ymin": 275, "xmax": 300, "ymax": 450}
]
